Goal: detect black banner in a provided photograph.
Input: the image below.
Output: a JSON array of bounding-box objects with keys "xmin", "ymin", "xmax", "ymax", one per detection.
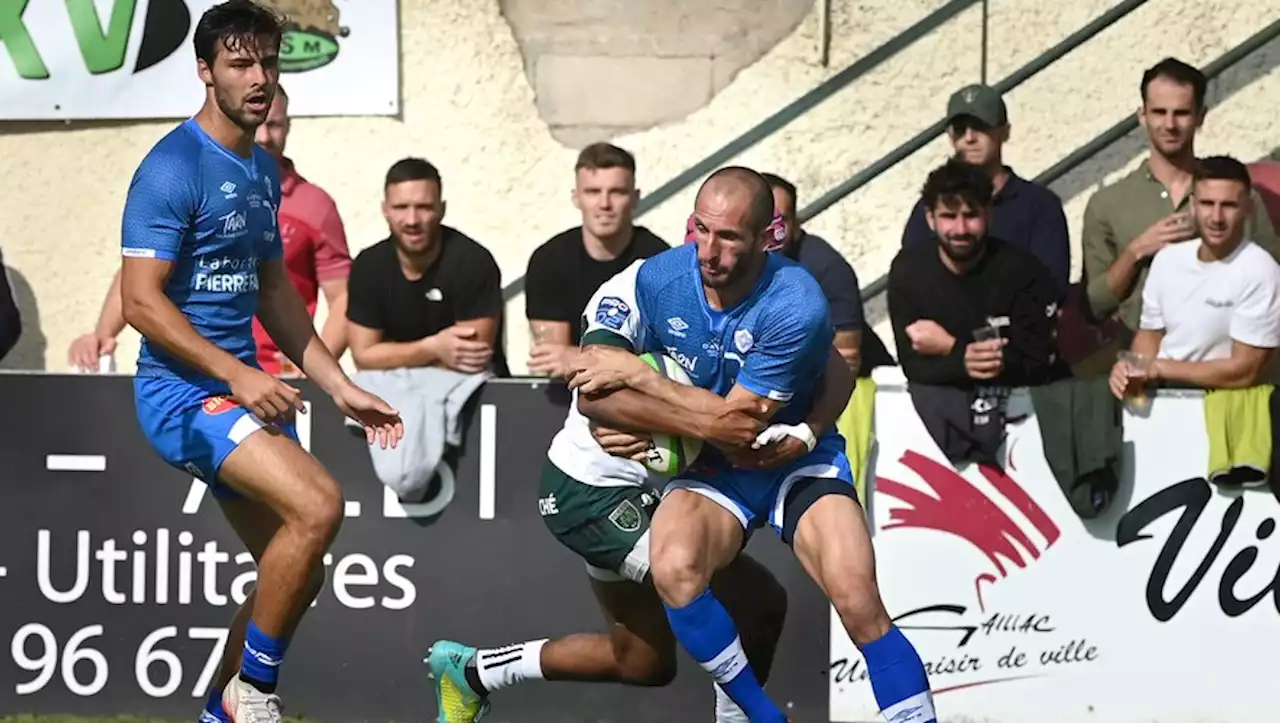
[{"xmin": 0, "ymin": 374, "xmax": 830, "ymax": 722}]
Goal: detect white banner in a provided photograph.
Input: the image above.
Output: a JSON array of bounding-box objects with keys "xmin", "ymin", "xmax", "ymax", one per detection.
[
  {"xmin": 832, "ymin": 375, "xmax": 1279, "ymax": 723},
  {"xmin": 0, "ymin": 0, "xmax": 398, "ymax": 119}
]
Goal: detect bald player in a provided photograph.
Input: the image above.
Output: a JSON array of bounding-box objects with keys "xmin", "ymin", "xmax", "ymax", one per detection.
[{"xmin": 560, "ymin": 167, "xmax": 938, "ymax": 723}]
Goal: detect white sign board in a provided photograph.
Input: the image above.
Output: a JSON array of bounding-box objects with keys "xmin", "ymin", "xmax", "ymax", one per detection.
[
  {"xmin": 832, "ymin": 379, "xmax": 1279, "ymax": 723},
  {"xmin": 0, "ymin": 0, "xmax": 399, "ymax": 119}
]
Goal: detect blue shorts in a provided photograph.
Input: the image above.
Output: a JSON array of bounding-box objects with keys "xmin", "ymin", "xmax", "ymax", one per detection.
[
  {"xmin": 134, "ymin": 376, "xmax": 298, "ymax": 499},
  {"xmin": 664, "ymin": 431, "xmax": 857, "ymax": 543}
]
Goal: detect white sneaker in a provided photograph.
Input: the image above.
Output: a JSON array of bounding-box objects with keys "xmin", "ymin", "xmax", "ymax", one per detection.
[{"xmin": 222, "ymin": 674, "xmax": 284, "ymax": 723}]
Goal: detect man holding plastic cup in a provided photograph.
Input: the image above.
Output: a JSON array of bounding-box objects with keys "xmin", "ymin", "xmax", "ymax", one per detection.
[{"xmin": 1109, "ymin": 156, "xmax": 1280, "ymax": 402}]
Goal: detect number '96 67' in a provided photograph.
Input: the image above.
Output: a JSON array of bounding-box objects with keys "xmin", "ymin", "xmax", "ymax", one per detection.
[{"xmin": 10, "ymin": 624, "xmax": 227, "ymax": 698}]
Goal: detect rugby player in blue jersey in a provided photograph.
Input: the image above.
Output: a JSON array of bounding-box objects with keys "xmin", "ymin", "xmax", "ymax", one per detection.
[
  {"xmin": 119, "ymin": 3, "xmax": 403, "ymax": 722},
  {"xmin": 560, "ymin": 167, "xmax": 937, "ymax": 723}
]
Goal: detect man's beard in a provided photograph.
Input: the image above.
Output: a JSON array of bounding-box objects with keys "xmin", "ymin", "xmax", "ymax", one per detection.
[
  {"xmin": 215, "ymin": 89, "xmax": 265, "ymax": 132},
  {"xmin": 940, "ymin": 234, "xmax": 984, "ymax": 262}
]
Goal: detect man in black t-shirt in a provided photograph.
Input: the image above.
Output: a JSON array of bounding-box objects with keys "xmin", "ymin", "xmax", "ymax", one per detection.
[
  {"xmin": 347, "ymin": 158, "xmax": 508, "ymax": 376},
  {"xmin": 524, "ymin": 143, "xmax": 669, "ymax": 378},
  {"xmin": 887, "ymin": 158, "xmax": 1061, "ymax": 388}
]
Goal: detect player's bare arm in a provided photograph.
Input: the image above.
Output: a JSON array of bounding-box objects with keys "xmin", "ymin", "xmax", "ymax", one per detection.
[
  {"xmin": 727, "ymin": 346, "xmax": 854, "ymax": 470},
  {"xmin": 258, "ymin": 258, "xmax": 404, "ymax": 447},
  {"xmin": 349, "ymin": 316, "xmax": 496, "ymax": 373},
  {"xmin": 316, "ymin": 276, "xmax": 349, "ymax": 358},
  {"xmin": 120, "ymin": 256, "xmax": 294, "ymax": 413},
  {"xmin": 258, "ymin": 258, "xmax": 352, "ymax": 394}
]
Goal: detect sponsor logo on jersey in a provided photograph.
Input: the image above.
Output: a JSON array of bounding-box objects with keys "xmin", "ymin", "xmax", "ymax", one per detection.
[
  {"xmin": 595, "ymin": 296, "xmax": 631, "ymax": 331},
  {"xmin": 666, "ymin": 317, "xmax": 688, "ymax": 337},
  {"xmin": 664, "ymin": 345, "xmax": 699, "ymax": 375},
  {"xmin": 202, "ymin": 396, "xmax": 238, "ymax": 415},
  {"xmin": 217, "ymin": 210, "xmax": 248, "ymax": 238},
  {"xmin": 220, "ymin": 181, "xmax": 238, "ymax": 199}
]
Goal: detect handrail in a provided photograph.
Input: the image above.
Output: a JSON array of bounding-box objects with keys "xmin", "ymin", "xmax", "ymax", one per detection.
[
  {"xmin": 857, "ymin": 14, "xmax": 1280, "ymax": 302},
  {"xmin": 798, "ymin": 0, "xmax": 1149, "ymax": 226},
  {"xmin": 1036, "ymin": 17, "xmax": 1280, "ymax": 188},
  {"xmin": 501, "ymin": 0, "xmax": 979, "ymax": 301}
]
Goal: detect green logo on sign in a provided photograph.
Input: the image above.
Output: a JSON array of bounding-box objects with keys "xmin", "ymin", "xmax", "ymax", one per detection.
[
  {"xmin": 0, "ymin": 0, "xmax": 190, "ymax": 80},
  {"xmin": 263, "ymin": 0, "xmax": 350, "ymax": 73}
]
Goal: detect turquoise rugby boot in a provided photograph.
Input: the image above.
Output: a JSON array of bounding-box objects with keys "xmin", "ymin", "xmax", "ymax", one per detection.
[{"xmin": 426, "ymin": 640, "xmax": 490, "ymax": 723}]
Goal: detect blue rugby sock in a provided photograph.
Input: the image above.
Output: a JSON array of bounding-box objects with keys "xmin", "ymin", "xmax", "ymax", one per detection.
[
  {"xmin": 860, "ymin": 626, "xmax": 937, "ymax": 723},
  {"xmin": 666, "ymin": 588, "xmax": 786, "ymax": 723},
  {"xmin": 198, "ymin": 687, "xmax": 230, "ymax": 722},
  {"xmin": 241, "ymin": 620, "xmax": 288, "ymax": 693}
]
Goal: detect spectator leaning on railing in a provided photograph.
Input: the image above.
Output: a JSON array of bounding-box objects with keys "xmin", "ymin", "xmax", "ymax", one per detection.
[
  {"xmin": 346, "ymin": 158, "xmax": 507, "ymax": 376},
  {"xmin": 1110, "ymin": 156, "xmax": 1280, "ymax": 398},
  {"xmin": 889, "ymin": 158, "xmax": 1063, "ymax": 389},
  {"xmin": 889, "ymin": 158, "xmax": 1065, "ymax": 465},
  {"xmin": 1082, "ymin": 58, "xmax": 1280, "ymax": 341},
  {"xmin": 523, "ymin": 143, "xmax": 669, "ymax": 379}
]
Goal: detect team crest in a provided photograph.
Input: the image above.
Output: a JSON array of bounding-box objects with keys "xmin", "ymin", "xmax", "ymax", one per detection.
[
  {"xmin": 609, "ymin": 499, "xmax": 642, "ymax": 533},
  {"xmin": 202, "ymin": 396, "xmax": 238, "ymax": 415},
  {"xmin": 733, "ymin": 329, "xmax": 754, "ymax": 354}
]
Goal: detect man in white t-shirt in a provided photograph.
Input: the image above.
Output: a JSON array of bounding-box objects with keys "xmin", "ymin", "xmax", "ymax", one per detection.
[{"xmin": 1110, "ymin": 155, "xmax": 1280, "ymax": 398}]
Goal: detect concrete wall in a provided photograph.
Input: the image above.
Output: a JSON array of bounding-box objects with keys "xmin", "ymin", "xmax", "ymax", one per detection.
[{"xmin": 2, "ymin": 0, "xmax": 1279, "ymax": 373}]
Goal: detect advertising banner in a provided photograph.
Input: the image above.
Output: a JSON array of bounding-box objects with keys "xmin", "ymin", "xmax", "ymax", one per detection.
[
  {"xmin": 0, "ymin": 375, "xmax": 829, "ymax": 722},
  {"xmin": 831, "ymin": 382, "xmax": 1280, "ymax": 723},
  {"xmin": 0, "ymin": 0, "xmax": 399, "ymax": 120}
]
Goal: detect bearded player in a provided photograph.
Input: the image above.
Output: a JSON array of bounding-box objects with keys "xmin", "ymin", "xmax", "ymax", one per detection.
[
  {"xmin": 119, "ymin": 3, "xmax": 402, "ymax": 722},
  {"xmin": 427, "ymin": 220, "xmax": 856, "ymax": 723},
  {"xmin": 543, "ymin": 168, "xmax": 938, "ymax": 723}
]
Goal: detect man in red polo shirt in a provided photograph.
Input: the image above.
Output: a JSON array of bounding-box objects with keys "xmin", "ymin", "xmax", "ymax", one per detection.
[{"xmin": 68, "ymin": 86, "xmax": 352, "ymax": 375}]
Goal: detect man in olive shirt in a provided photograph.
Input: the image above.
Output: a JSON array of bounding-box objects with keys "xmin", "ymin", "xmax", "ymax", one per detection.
[{"xmin": 1082, "ymin": 57, "xmax": 1278, "ymax": 335}]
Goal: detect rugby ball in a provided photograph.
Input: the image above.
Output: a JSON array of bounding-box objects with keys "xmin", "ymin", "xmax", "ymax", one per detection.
[{"xmin": 638, "ymin": 352, "xmax": 704, "ymax": 477}]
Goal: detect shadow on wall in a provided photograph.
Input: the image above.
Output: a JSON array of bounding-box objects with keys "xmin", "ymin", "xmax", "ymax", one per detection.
[
  {"xmin": 1049, "ymin": 35, "xmax": 1280, "ymax": 206},
  {"xmin": 500, "ymin": 0, "xmax": 814, "ymax": 147},
  {"xmin": 0, "ymin": 265, "xmax": 46, "ymax": 371}
]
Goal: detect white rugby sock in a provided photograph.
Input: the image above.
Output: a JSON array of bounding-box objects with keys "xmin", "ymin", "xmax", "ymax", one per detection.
[
  {"xmin": 475, "ymin": 639, "xmax": 547, "ymax": 693},
  {"xmin": 714, "ymin": 682, "xmax": 751, "ymax": 723}
]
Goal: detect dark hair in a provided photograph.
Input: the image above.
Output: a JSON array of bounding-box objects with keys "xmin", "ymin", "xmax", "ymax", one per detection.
[
  {"xmin": 1194, "ymin": 155, "xmax": 1252, "ymax": 191},
  {"xmin": 921, "ymin": 158, "xmax": 993, "ymax": 212},
  {"xmin": 1141, "ymin": 57, "xmax": 1207, "ymax": 109},
  {"xmin": 385, "ymin": 157, "xmax": 442, "ymax": 190},
  {"xmin": 760, "ymin": 172, "xmax": 797, "ymax": 209},
  {"xmin": 576, "ymin": 143, "xmax": 636, "ymax": 174},
  {"xmin": 700, "ymin": 167, "xmax": 776, "ymax": 235},
  {"xmin": 194, "ymin": 0, "xmax": 283, "ymax": 65}
]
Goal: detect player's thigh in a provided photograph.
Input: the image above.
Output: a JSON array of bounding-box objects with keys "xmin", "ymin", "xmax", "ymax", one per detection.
[
  {"xmin": 649, "ymin": 486, "xmax": 745, "ymax": 584},
  {"xmin": 217, "ymin": 494, "xmax": 285, "ymax": 561},
  {"xmin": 788, "ymin": 484, "xmax": 881, "ymax": 617},
  {"xmin": 218, "ymin": 421, "xmax": 343, "ymax": 531}
]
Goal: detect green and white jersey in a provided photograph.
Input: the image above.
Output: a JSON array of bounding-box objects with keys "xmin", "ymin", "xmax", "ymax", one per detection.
[{"xmin": 546, "ymin": 260, "xmax": 654, "ymax": 489}]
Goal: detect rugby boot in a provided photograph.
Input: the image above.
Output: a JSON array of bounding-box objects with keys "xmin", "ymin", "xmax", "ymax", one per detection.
[
  {"xmin": 427, "ymin": 640, "xmax": 490, "ymax": 723},
  {"xmin": 221, "ymin": 673, "xmax": 283, "ymax": 723}
]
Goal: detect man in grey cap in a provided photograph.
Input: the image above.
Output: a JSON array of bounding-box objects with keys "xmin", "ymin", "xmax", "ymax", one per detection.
[{"xmin": 902, "ymin": 84, "xmax": 1070, "ymax": 297}]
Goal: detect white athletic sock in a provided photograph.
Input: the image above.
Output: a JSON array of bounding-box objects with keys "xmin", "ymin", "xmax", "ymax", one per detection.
[
  {"xmin": 475, "ymin": 639, "xmax": 547, "ymax": 693},
  {"xmin": 714, "ymin": 682, "xmax": 751, "ymax": 723}
]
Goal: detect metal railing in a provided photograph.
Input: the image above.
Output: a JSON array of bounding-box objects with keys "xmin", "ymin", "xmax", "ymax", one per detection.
[
  {"xmin": 856, "ymin": 13, "xmax": 1280, "ymax": 301},
  {"xmin": 501, "ymin": 0, "xmax": 979, "ymax": 300},
  {"xmin": 799, "ymin": 0, "xmax": 1149, "ymax": 224}
]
